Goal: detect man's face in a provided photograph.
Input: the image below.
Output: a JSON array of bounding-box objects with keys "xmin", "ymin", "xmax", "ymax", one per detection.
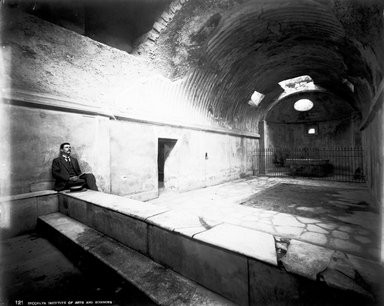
[{"xmin": 61, "ymin": 144, "xmax": 72, "ymax": 156}]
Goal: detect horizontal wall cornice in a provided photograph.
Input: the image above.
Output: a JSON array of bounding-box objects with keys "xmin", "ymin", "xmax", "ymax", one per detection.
[
  {"xmin": 1, "ymin": 88, "xmax": 113, "ymax": 117},
  {"xmin": 1, "ymin": 88, "xmax": 259, "ymax": 139}
]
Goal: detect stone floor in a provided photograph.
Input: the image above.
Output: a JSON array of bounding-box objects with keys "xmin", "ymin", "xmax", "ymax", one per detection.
[
  {"xmin": 150, "ymin": 176, "xmax": 380, "ymax": 261},
  {"xmin": 0, "ymin": 233, "xmax": 155, "ymax": 305}
]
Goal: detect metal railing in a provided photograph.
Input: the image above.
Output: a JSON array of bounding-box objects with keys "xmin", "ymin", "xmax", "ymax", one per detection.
[{"xmin": 255, "ymin": 147, "xmax": 365, "ymax": 183}]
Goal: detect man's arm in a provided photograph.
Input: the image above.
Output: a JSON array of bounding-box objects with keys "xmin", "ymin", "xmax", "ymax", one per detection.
[
  {"xmin": 52, "ymin": 159, "xmax": 69, "ymax": 181},
  {"xmin": 72, "ymin": 158, "xmax": 82, "ymax": 176}
]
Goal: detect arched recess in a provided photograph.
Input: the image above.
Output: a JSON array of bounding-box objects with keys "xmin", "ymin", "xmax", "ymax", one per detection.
[{"xmin": 263, "ymin": 91, "xmax": 361, "ymax": 149}]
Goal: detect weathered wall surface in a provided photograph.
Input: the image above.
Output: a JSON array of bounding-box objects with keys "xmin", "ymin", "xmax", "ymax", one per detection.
[
  {"xmin": 161, "ymin": 128, "xmax": 256, "ymax": 192},
  {"xmin": 265, "ymin": 118, "xmax": 357, "ymax": 149},
  {"xmin": 137, "ymin": 0, "xmax": 384, "ymax": 137},
  {"xmin": 109, "ymin": 120, "xmax": 158, "ymax": 200},
  {"xmin": 2, "ymin": 7, "xmax": 258, "ymax": 134},
  {"xmin": 1, "ymin": 101, "xmax": 257, "ymax": 198},
  {"xmin": 1, "ymin": 104, "xmax": 111, "ymax": 195},
  {"xmin": 1, "ymin": 8, "xmax": 151, "ymax": 106},
  {"xmin": 361, "ymin": 91, "xmax": 384, "ymax": 263},
  {"xmin": 1, "ymin": 8, "xmax": 258, "ymax": 198},
  {"xmin": 109, "ymin": 120, "xmax": 257, "ymax": 199},
  {"xmin": 263, "ymin": 118, "xmax": 362, "ymax": 175}
]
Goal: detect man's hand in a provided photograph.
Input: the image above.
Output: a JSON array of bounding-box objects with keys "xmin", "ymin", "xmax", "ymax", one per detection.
[{"xmin": 69, "ymin": 176, "xmax": 79, "ymax": 181}]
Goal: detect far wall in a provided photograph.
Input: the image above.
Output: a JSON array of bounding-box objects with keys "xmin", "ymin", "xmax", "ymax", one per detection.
[
  {"xmin": 265, "ymin": 118, "xmax": 359, "ymax": 149},
  {"xmin": 262, "ymin": 118, "xmax": 362, "ymax": 175}
]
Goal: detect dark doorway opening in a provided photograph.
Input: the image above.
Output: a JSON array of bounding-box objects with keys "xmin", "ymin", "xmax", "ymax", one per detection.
[{"xmin": 158, "ymin": 138, "xmax": 177, "ymax": 190}]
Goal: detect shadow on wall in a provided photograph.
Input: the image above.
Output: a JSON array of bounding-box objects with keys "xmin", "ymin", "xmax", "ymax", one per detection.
[
  {"xmin": 158, "ymin": 138, "xmax": 178, "ymax": 191},
  {"xmin": 4, "ymin": 104, "xmax": 110, "ymax": 195}
]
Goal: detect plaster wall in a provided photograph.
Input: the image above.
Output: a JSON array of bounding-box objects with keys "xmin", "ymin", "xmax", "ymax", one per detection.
[
  {"xmin": 265, "ymin": 119, "xmax": 356, "ymax": 149},
  {"xmin": 361, "ymin": 94, "xmax": 384, "ymax": 264},
  {"xmin": 2, "ymin": 8, "xmax": 259, "ymax": 199},
  {"xmin": 109, "ymin": 120, "xmax": 158, "ymax": 200},
  {"xmin": 110, "ymin": 120, "xmax": 258, "ymax": 199},
  {"xmin": 1, "ymin": 102, "xmax": 257, "ymax": 199},
  {"xmin": 0, "ymin": 191, "xmax": 58, "ymax": 239},
  {"xmin": 0, "ymin": 104, "xmax": 111, "ymax": 195},
  {"xmin": 162, "ymin": 129, "xmax": 256, "ymax": 191},
  {"xmin": 263, "ymin": 119, "xmax": 361, "ymax": 175}
]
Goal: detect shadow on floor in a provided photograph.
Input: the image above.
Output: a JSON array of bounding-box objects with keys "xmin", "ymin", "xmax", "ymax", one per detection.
[
  {"xmin": 1, "ymin": 233, "xmax": 155, "ymax": 306},
  {"xmin": 241, "ymin": 183, "xmax": 378, "ymax": 220}
]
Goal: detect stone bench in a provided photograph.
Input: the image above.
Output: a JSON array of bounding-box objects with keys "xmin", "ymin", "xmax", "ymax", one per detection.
[{"xmin": 0, "ymin": 190, "xmax": 58, "ymax": 239}]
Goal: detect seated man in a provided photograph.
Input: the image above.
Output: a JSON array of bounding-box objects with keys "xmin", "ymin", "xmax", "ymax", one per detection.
[{"xmin": 52, "ymin": 142, "xmax": 98, "ymax": 191}]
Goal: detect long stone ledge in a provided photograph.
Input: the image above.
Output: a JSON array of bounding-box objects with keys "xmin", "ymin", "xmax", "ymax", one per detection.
[
  {"xmin": 38, "ymin": 212, "xmax": 235, "ymax": 306},
  {"xmin": 0, "ymin": 190, "xmax": 57, "ymax": 203},
  {"xmin": 58, "ymin": 190, "xmax": 383, "ymax": 305},
  {"xmin": 59, "ymin": 190, "xmax": 169, "ymax": 221}
]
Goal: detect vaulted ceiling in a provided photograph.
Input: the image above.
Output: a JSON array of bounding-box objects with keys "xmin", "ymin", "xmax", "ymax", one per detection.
[
  {"xmin": 14, "ymin": 0, "xmax": 384, "ymax": 131},
  {"xmin": 136, "ymin": 0, "xmax": 384, "ymax": 128}
]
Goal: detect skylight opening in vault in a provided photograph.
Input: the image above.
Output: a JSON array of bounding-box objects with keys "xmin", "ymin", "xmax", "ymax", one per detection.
[
  {"xmin": 248, "ymin": 90, "xmax": 265, "ymax": 107},
  {"xmin": 278, "ymin": 75, "xmax": 320, "ymax": 94},
  {"xmin": 294, "ymin": 99, "xmax": 314, "ymax": 111}
]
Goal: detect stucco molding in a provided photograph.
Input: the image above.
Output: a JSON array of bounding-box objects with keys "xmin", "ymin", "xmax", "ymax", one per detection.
[
  {"xmin": 1, "ymin": 88, "xmax": 113, "ymax": 117},
  {"xmin": 1, "ymin": 88, "xmax": 260, "ymax": 139}
]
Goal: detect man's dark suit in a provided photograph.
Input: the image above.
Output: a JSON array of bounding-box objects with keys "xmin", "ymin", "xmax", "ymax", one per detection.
[{"xmin": 52, "ymin": 156, "xmax": 98, "ymax": 191}]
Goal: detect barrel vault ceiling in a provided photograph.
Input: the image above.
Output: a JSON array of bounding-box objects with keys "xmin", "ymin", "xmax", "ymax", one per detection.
[
  {"xmin": 136, "ymin": 0, "xmax": 384, "ymax": 128},
  {"xmin": 9, "ymin": 0, "xmax": 384, "ymax": 131}
]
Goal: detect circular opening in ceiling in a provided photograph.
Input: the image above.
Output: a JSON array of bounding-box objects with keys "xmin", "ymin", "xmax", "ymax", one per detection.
[{"xmin": 294, "ymin": 99, "xmax": 314, "ymax": 111}]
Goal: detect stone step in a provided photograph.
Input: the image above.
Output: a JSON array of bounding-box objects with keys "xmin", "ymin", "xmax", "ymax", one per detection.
[
  {"xmin": 56, "ymin": 190, "xmax": 383, "ymax": 306},
  {"xmin": 37, "ymin": 212, "xmax": 235, "ymax": 306}
]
